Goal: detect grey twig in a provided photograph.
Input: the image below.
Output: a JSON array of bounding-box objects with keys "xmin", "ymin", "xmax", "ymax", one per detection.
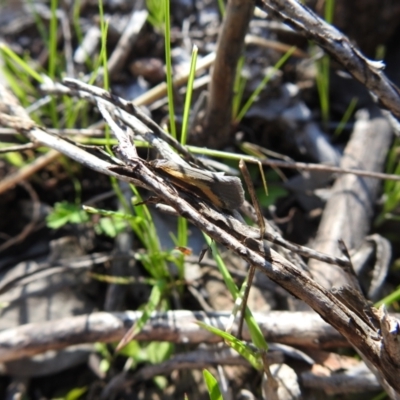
[
  {"xmin": 256, "ymin": 0, "xmax": 400, "ymax": 118},
  {"xmin": 0, "ymin": 310, "xmax": 357, "ymax": 362}
]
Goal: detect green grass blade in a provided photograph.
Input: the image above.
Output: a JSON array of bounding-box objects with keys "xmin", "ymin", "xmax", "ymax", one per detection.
[
  {"xmin": 382, "ymin": 138, "xmax": 400, "ymax": 198},
  {"xmin": 235, "ymin": 47, "xmax": 296, "ymax": 123},
  {"xmin": 334, "ymin": 97, "xmax": 358, "ymax": 137},
  {"xmin": 375, "ymin": 286, "xmax": 400, "ymax": 308},
  {"xmin": 98, "ymin": 0, "xmax": 109, "ymax": 90},
  {"xmin": 242, "ymin": 307, "xmax": 268, "ymax": 351},
  {"xmin": 371, "ymin": 391, "xmax": 389, "ymax": 400},
  {"xmin": 203, "ymin": 369, "xmax": 223, "ymax": 400},
  {"xmin": 197, "ymin": 322, "xmax": 262, "ymax": 370},
  {"xmin": 181, "ymin": 45, "xmax": 198, "ymax": 145},
  {"xmin": 0, "ymin": 64, "xmax": 31, "ymax": 104},
  {"xmin": 316, "ymin": 54, "xmax": 330, "ymax": 126},
  {"xmin": 83, "ymin": 205, "xmax": 140, "ymax": 221},
  {"xmin": 216, "ymin": 0, "xmax": 225, "ymax": 17},
  {"xmin": 315, "ymin": 0, "xmax": 335, "ymax": 127},
  {"xmin": 90, "ymin": 272, "xmax": 157, "ymax": 285},
  {"xmin": 203, "ymin": 234, "xmax": 268, "ymax": 351},
  {"xmin": 232, "ymin": 56, "xmax": 246, "ymax": 120},
  {"xmin": 163, "ymin": 0, "xmax": 176, "ymax": 139},
  {"xmin": 176, "ymin": 216, "xmax": 187, "ymax": 279},
  {"xmin": 47, "ymin": 0, "xmax": 59, "ymax": 127},
  {"xmin": 134, "ymin": 280, "xmax": 166, "ymax": 335},
  {"xmin": 116, "ymin": 279, "xmax": 166, "ymax": 351},
  {"xmin": 0, "ymin": 44, "xmax": 44, "ymax": 83},
  {"xmin": 203, "ymin": 234, "xmax": 239, "ymax": 297},
  {"xmin": 324, "ymin": 0, "xmax": 335, "ymax": 23}
]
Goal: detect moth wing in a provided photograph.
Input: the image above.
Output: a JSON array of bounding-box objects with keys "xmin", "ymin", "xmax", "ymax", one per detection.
[{"xmin": 209, "ymin": 175, "xmax": 245, "ymax": 209}]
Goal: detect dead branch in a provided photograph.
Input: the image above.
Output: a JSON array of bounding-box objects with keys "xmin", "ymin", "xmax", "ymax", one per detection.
[
  {"xmin": 0, "ymin": 310, "xmax": 357, "ymax": 363},
  {"xmin": 309, "ymin": 107, "xmax": 393, "ymax": 289},
  {"xmin": 256, "ymin": 0, "xmax": 400, "ymax": 118}
]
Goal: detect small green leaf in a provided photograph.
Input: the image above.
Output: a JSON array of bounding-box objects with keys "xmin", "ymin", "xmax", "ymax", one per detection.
[
  {"xmin": 146, "ymin": 341, "xmax": 173, "ymax": 364},
  {"xmin": 146, "ymin": 0, "xmax": 165, "ymax": 30},
  {"xmin": 95, "ymin": 217, "xmax": 127, "ymax": 237},
  {"xmin": 94, "ymin": 342, "xmax": 111, "ymax": 360},
  {"xmin": 64, "ymin": 387, "xmax": 88, "ymax": 400},
  {"xmin": 0, "ymin": 148, "xmax": 25, "ymax": 167},
  {"xmin": 203, "ymin": 369, "xmax": 223, "ymax": 400},
  {"xmin": 116, "ymin": 340, "xmax": 141, "ymax": 359},
  {"xmin": 153, "ymin": 375, "xmax": 168, "ymax": 389},
  {"xmin": 46, "ymin": 201, "xmax": 89, "ymax": 229},
  {"xmin": 99, "ymin": 358, "xmax": 110, "ymax": 373}
]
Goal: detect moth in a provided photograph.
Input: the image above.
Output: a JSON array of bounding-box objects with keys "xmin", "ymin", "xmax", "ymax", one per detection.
[{"xmin": 151, "ymin": 159, "xmax": 245, "ymax": 210}]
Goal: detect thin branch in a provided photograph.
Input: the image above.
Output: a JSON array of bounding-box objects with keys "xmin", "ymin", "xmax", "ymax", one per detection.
[
  {"xmin": 0, "ymin": 149, "xmax": 60, "ymax": 195},
  {"xmin": 256, "ymin": 0, "xmax": 400, "ymax": 118},
  {"xmin": 259, "ymin": 158, "xmax": 400, "ymax": 182},
  {"xmin": 0, "ymin": 142, "xmax": 38, "ymax": 153}
]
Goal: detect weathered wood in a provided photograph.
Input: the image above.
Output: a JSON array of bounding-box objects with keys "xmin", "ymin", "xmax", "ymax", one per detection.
[
  {"xmin": 309, "ymin": 108, "xmax": 393, "ymax": 289},
  {"xmin": 0, "ymin": 310, "xmax": 352, "ymax": 363}
]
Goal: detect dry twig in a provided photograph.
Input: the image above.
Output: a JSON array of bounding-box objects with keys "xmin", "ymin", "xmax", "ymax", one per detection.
[
  {"xmin": 0, "ymin": 310, "xmax": 360, "ymax": 362},
  {"xmin": 256, "ymin": 0, "xmax": 400, "ymax": 117}
]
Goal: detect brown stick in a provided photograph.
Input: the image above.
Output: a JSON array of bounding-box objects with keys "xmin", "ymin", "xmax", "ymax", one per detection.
[{"xmin": 200, "ymin": 0, "xmax": 255, "ymax": 148}]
